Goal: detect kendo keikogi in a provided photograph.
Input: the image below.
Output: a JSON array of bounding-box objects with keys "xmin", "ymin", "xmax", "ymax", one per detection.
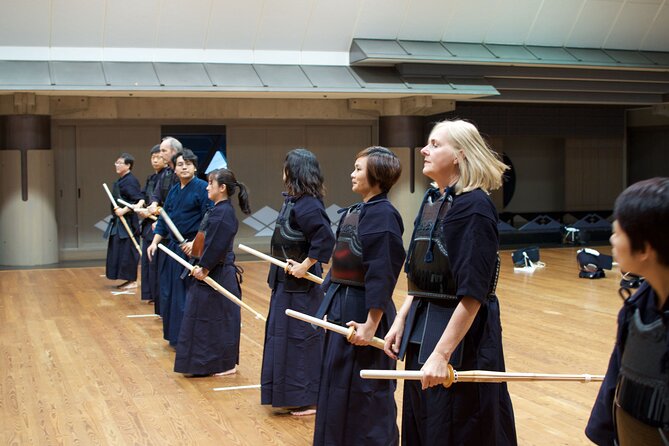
[
  {"xmin": 261, "ymin": 195, "xmax": 334, "ymax": 409},
  {"xmin": 399, "ymin": 187, "xmax": 517, "ymax": 446},
  {"xmin": 586, "ymin": 281, "xmax": 669, "ymax": 445},
  {"xmin": 313, "ymin": 194, "xmax": 405, "ymax": 446}
]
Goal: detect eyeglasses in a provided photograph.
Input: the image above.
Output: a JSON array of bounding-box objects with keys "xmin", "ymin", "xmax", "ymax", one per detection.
[{"xmin": 114, "ymin": 161, "xmax": 126, "ymax": 165}]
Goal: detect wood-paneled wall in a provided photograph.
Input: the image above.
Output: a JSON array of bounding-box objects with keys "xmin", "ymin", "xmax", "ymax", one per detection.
[{"xmin": 565, "ymin": 138, "xmax": 624, "ymax": 211}]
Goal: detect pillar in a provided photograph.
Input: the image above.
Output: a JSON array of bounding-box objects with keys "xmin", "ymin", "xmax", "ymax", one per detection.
[
  {"xmin": 379, "ymin": 115, "xmax": 431, "ymax": 248},
  {"xmin": 0, "ymin": 115, "xmax": 58, "ymax": 266}
]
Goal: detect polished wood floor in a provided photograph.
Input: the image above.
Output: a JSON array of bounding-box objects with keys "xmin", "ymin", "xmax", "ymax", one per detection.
[{"xmin": 0, "ymin": 246, "xmax": 622, "ymax": 445}]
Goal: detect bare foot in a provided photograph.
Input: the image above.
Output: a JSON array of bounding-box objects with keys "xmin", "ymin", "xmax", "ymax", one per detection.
[
  {"xmin": 214, "ymin": 367, "xmax": 237, "ymax": 376},
  {"xmin": 290, "ymin": 405, "xmax": 317, "ymax": 416},
  {"xmin": 120, "ymin": 281, "xmax": 138, "ymax": 290}
]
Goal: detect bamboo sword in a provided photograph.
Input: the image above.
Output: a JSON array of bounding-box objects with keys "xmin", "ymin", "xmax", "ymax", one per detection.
[
  {"xmin": 286, "ymin": 309, "xmax": 385, "ymax": 350},
  {"xmin": 360, "ymin": 366, "xmax": 604, "ymax": 387},
  {"xmin": 158, "ymin": 243, "xmax": 266, "ymax": 322},
  {"xmin": 238, "ymin": 244, "xmax": 323, "ymax": 285},
  {"xmin": 158, "ymin": 208, "xmax": 186, "ymax": 244},
  {"xmin": 102, "ymin": 183, "xmax": 142, "ymax": 255},
  {"xmin": 117, "ymin": 198, "xmax": 157, "ymax": 221}
]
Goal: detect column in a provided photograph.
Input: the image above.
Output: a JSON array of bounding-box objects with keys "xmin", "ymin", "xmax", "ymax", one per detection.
[{"xmin": 0, "ymin": 115, "xmax": 58, "ymax": 266}]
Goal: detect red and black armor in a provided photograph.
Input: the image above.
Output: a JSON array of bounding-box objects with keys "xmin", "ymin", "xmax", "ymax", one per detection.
[{"xmin": 330, "ymin": 205, "xmax": 365, "ymax": 287}]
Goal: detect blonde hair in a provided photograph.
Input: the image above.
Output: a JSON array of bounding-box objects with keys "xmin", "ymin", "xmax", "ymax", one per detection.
[{"xmin": 430, "ymin": 120, "xmax": 508, "ymax": 194}]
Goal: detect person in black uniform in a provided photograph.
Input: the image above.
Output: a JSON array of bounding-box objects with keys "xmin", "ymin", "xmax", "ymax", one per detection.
[
  {"xmin": 136, "ymin": 144, "xmax": 166, "ymax": 309},
  {"xmin": 313, "ymin": 146, "xmax": 405, "ymax": 446},
  {"xmin": 104, "ymin": 152, "xmax": 143, "ymax": 289},
  {"xmin": 384, "ymin": 120, "xmax": 517, "ymax": 446},
  {"xmin": 586, "ymin": 177, "xmax": 669, "ymax": 446},
  {"xmin": 261, "ymin": 148, "xmax": 335, "ymax": 416},
  {"xmin": 174, "ymin": 168, "xmax": 251, "ymax": 377},
  {"xmin": 145, "ymin": 137, "xmax": 182, "ymax": 316}
]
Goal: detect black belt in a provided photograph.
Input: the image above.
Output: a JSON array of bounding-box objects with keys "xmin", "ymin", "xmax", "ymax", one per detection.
[{"xmin": 410, "ymin": 293, "xmax": 496, "ymax": 303}]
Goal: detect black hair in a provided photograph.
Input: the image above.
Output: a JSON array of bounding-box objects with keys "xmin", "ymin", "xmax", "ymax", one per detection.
[
  {"xmin": 355, "ymin": 146, "xmax": 401, "ymax": 193},
  {"xmin": 174, "ymin": 148, "xmax": 198, "ymax": 168},
  {"xmin": 149, "ymin": 144, "xmax": 161, "ymax": 155},
  {"xmin": 283, "ymin": 148, "xmax": 325, "ymax": 199},
  {"xmin": 208, "ymin": 168, "xmax": 252, "ymax": 215},
  {"xmin": 119, "ymin": 152, "xmax": 135, "ymax": 169},
  {"xmin": 614, "ymin": 177, "xmax": 669, "ymax": 266}
]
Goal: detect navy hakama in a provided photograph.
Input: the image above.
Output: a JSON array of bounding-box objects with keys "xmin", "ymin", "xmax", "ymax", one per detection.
[
  {"xmin": 175, "ymin": 200, "xmax": 241, "ymax": 375},
  {"xmin": 140, "ymin": 171, "xmax": 159, "ymax": 306},
  {"xmin": 313, "ymin": 194, "xmax": 405, "ymax": 446},
  {"xmin": 261, "ymin": 195, "xmax": 335, "ymax": 408},
  {"xmin": 401, "ymin": 189, "xmax": 517, "ymax": 446},
  {"xmin": 154, "ymin": 177, "xmax": 211, "ymax": 346},
  {"xmin": 105, "ymin": 172, "xmax": 142, "ymax": 281},
  {"xmin": 146, "ymin": 167, "xmax": 176, "ymax": 316}
]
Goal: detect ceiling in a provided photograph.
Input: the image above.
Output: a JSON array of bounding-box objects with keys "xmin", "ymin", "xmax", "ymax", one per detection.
[
  {"xmin": 0, "ymin": 0, "xmax": 668, "ymax": 105},
  {"xmin": 1, "ymin": 0, "xmax": 668, "ymax": 64}
]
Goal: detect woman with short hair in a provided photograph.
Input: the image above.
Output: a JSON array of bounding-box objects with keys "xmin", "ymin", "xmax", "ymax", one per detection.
[
  {"xmin": 586, "ymin": 177, "xmax": 669, "ymax": 446},
  {"xmin": 313, "ymin": 146, "xmax": 405, "ymax": 446}
]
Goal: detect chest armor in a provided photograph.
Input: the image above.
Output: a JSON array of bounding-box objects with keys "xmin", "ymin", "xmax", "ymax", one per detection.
[
  {"xmin": 616, "ymin": 308, "xmax": 669, "ymax": 428},
  {"xmin": 191, "ymin": 207, "xmax": 212, "ymax": 259},
  {"xmin": 406, "ymin": 191, "xmax": 457, "ymax": 299},
  {"xmin": 145, "ymin": 175, "xmax": 158, "ymax": 202},
  {"xmin": 158, "ymin": 169, "xmax": 175, "ymax": 204},
  {"xmin": 270, "ymin": 201, "xmax": 309, "ymax": 263},
  {"xmin": 330, "ymin": 205, "xmax": 364, "ymax": 287}
]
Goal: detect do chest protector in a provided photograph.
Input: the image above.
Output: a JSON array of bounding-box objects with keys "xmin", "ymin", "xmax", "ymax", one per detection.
[
  {"xmin": 406, "ymin": 190, "xmax": 457, "ymax": 299},
  {"xmin": 270, "ymin": 201, "xmax": 309, "ymax": 263},
  {"xmin": 330, "ymin": 205, "xmax": 365, "ymax": 287},
  {"xmin": 269, "ymin": 200, "xmax": 313, "ymax": 293},
  {"xmin": 190, "ymin": 207, "xmax": 212, "ymax": 259},
  {"xmin": 616, "ymin": 308, "xmax": 669, "ymax": 429}
]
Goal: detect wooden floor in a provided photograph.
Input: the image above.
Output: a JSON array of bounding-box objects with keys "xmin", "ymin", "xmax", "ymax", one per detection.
[{"xmin": 0, "ymin": 246, "xmax": 622, "ymax": 445}]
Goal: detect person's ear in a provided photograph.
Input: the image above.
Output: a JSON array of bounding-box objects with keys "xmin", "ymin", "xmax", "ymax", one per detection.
[{"xmin": 640, "ymin": 241, "xmax": 655, "ymax": 264}]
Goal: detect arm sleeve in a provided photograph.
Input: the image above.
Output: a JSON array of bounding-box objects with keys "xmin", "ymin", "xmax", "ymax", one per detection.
[
  {"xmin": 451, "ymin": 214, "xmax": 498, "ymax": 303},
  {"xmin": 298, "ymin": 207, "xmax": 335, "ymax": 263},
  {"xmin": 150, "ymin": 171, "xmax": 163, "ymax": 204},
  {"xmin": 585, "ymin": 302, "xmax": 630, "ymax": 446},
  {"xmin": 584, "ymin": 346, "xmax": 620, "ymax": 446},
  {"xmin": 126, "ymin": 175, "xmax": 144, "ymax": 203},
  {"xmin": 198, "ymin": 209, "xmax": 235, "ymax": 271},
  {"xmin": 359, "ymin": 207, "xmax": 405, "ymax": 311}
]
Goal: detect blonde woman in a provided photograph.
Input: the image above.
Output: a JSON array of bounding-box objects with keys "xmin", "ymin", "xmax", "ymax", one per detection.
[{"xmin": 384, "ymin": 120, "xmax": 517, "ymax": 445}]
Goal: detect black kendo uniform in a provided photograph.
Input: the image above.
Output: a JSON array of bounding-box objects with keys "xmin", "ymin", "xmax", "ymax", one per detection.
[
  {"xmin": 261, "ymin": 194, "xmax": 335, "ymax": 408},
  {"xmin": 148, "ymin": 166, "xmax": 177, "ymax": 316},
  {"xmin": 140, "ymin": 169, "xmax": 160, "ymax": 307},
  {"xmin": 313, "ymin": 193, "xmax": 405, "ymax": 446},
  {"xmin": 174, "ymin": 200, "xmax": 242, "ymax": 375},
  {"xmin": 399, "ymin": 187, "xmax": 517, "ymax": 446},
  {"xmin": 105, "ymin": 172, "xmax": 142, "ymax": 282},
  {"xmin": 586, "ymin": 281, "xmax": 669, "ymax": 446}
]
